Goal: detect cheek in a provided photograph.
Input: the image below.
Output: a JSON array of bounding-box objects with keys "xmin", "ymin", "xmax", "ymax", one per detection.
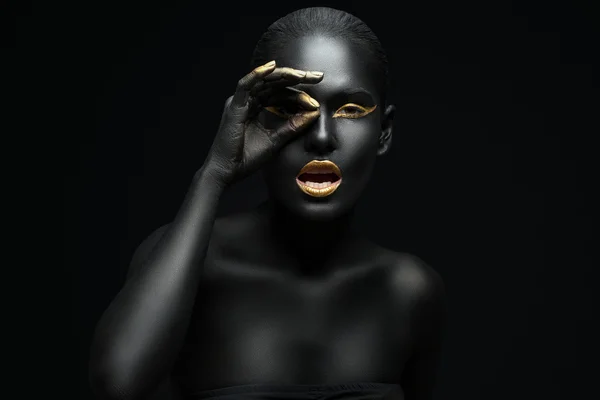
[
  {"xmin": 262, "ymin": 139, "xmax": 304, "ymax": 185},
  {"xmin": 335, "ymin": 119, "xmax": 380, "ymax": 158},
  {"xmin": 334, "ymin": 120, "xmax": 380, "ymax": 188}
]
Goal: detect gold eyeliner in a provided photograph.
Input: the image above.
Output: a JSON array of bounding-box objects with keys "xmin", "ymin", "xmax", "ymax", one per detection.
[
  {"xmin": 333, "ymin": 103, "xmax": 377, "ymax": 119},
  {"xmin": 264, "ymin": 106, "xmax": 287, "ymax": 118},
  {"xmin": 264, "ymin": 92, "xmax": 319, "ymax": 118},
  {"xmin": 265, "ymin": 103, "xmax": 376, "ymax": 119}
]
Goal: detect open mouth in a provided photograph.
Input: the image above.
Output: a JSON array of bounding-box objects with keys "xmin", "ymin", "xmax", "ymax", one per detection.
[{"xmin": 296, "ymin": 160, "xmax": 342, "ymax": 198}]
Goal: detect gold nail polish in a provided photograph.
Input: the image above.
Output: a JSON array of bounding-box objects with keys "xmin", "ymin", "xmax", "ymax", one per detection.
[{"xmin": 300, "ymin": 92, "xmax": 319, "ymax": 108}]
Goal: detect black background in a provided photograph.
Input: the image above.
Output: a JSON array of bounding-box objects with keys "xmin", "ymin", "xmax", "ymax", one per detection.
[{"xmin": 54, "ymin": 0, "xmax": 597, "ymax": 398}]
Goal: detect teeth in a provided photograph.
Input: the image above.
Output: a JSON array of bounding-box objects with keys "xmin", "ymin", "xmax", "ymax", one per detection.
[
  {"xmin": 296, "ymin": 177, "xmax": 342, "ymax": 198},
  {"xmin": 304, "ymin": 181, "xmax": 332, "ymax": 188}
]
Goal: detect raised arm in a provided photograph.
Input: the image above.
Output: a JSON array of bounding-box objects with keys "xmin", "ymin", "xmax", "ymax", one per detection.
[
  {"xmin": 88, "ymin": 61, "xmax": 324, "ymax": 400},
  {"xmin": 88, "ymin": 168, "xmax": 225, "ymax": 400}
]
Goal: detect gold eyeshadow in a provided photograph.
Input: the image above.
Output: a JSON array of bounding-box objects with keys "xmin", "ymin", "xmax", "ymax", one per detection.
[{"xmin": 333, "ymin": 103, "xmax": 377, "ymax": 119}]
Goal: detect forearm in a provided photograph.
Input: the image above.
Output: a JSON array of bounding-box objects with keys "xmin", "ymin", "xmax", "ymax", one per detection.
[{"xmin": 89, "ymin": 167, "xmax": 224, "ymax": 400}]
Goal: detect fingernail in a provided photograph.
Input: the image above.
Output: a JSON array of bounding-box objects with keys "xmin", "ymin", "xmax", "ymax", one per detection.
[
  {"xmin": 307, "ymin": 110, "xmax": 320, "ymax": 119},
  {"xmin": 301, "ymin": 92, "xmax": 320, "ymax": 108},
  {"xmin": 264, "ymin": 60, "xmax": 276, "ymax": 67},
  {"xmin": 311, "ymin": 71, "xmax": 324, "ymax": 77}
]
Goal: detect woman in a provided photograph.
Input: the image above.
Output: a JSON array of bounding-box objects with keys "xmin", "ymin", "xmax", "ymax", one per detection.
[{"xmin": 89, "ymin": 7, "xmax": 446, "ymax": 400}]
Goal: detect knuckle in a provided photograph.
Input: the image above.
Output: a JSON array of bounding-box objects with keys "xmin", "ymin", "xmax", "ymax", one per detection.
[
  {"xmin": 225, "ymin": 107, "xmax": 249, "ymax": 125},
  {"xmin": 238, "ymin": 72, "xmax": 255, "ymax": 88},
  {"xmin": 252, "ymin": 80, "xmax": 264, "ymax": 92},
  {"xmin": 288, "ymin": 116, "xmax": 300, "ymax": 132}
]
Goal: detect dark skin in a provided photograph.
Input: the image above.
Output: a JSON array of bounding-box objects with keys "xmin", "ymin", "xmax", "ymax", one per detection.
[{"xmin": 89, "ymin": 34, "xmax": 446, "ymax": 400}]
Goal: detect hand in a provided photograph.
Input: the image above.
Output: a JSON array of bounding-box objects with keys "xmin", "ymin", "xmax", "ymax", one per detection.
[{"xmin": 203, "ymin": 61, "xmax": 323, "ymax": 187}]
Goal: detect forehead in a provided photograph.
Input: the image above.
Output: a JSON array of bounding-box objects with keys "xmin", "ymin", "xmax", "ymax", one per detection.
[{"xmin": 272, "ymin": 35, "xmax": 381, "ymax": 100}]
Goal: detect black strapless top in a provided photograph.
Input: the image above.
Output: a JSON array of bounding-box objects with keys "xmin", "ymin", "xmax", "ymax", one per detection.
[{"xmin": 188, "ymin": 383, "xmax": 404, "ymax": 400}]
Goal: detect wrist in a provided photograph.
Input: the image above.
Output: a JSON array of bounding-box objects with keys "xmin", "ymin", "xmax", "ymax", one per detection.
[{"xmin": 193, "ymin": 163, "xmax": 228, "ymax": 193}]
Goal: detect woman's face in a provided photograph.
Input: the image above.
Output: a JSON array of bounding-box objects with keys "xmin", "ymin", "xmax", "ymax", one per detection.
[{"xmin": 260, "ymin": 34, "xmax": 394, "ymax": 221}]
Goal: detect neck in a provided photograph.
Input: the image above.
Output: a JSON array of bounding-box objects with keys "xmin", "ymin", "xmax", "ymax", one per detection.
[{"xmin": 257, "ymin": 200, "xmax": 360, "ymax": 272}]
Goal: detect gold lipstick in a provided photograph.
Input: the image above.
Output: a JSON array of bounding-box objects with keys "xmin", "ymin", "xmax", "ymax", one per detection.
[{"xmin": 296, "ymin": 160, "xmax": 343, "ymax": 198}]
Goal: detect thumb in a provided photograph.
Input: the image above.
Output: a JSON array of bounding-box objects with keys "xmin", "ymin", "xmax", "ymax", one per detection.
[{"xmin": 223, "ymin": 95, "xmax": 252, "ymax": 127}]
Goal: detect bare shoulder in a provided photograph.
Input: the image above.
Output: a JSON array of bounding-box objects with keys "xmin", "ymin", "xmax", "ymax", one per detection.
[
  {"xmin": 373, "ymin": 248, "xmax": 447, "ymax": 345},
  {"xmin": 374, "ymin": 247, "xmax": 446, "ymax": 308},
  {"xmin": 392, "ymin": 253, "xmax": 444, "ymax": 297}
]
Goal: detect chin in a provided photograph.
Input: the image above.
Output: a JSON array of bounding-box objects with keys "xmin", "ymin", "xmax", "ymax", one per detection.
[
  {"xmin": 263, "ymin": 170, "xmax": 365, "ymax": 222},
  {"xmin": 269, "ymin": 189, "xmax": 358, "ymax": 222},
  {"xmin": 294, "ymin": 200, "xmax": 351, "ymax": 221}
]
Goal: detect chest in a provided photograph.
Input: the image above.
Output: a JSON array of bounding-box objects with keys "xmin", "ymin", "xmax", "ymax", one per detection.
[{"xmin": 173, "ymin": 259, "xmax": 414, "ymax": 391}]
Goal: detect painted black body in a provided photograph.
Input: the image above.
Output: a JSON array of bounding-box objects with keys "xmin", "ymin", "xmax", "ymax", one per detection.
[{"xmin": 89, "ymin": 10, "xmax": 446, "ymax": 400}]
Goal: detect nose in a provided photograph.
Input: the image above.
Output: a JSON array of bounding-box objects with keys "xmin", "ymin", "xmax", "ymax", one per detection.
[{"xmin": 303, "ymin": 108, "xmax": 337, "ymax": 155}]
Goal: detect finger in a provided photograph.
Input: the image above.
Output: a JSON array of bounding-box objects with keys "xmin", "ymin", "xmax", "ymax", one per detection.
[
  {"xmin": 217, "ymin": 96, "xmax": 234, "ymax": 130},
  {"xmin": 247, "ymin": 87, "xmax": 319, "ymax": 118},
  {"xmin": 270, "ymin": 69, "xmax": 324, "ymax": 83},
  {"xmin": 264, "ymin": 67, "xmax": 307, "ymax": 81},
  {"xmin": 231, "ymin": 60, "xmax": 277, "ymax": 108},
  {"xmin": 251, "ymin": 69, "xmax": 324, "ymax": 95},
  {"xmin": 269, "ymin": 109, "xmax": 320, "ymax": 148},
  {"xmin": 258, "ymin": 87, "xmax": 320, "ymax": 110}
]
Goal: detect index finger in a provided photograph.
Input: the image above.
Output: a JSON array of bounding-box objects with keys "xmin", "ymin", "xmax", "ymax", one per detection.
[
  {"xmin": 264, "ymin": 67, "xmax": 324, "ymax": 84},
  {"xmin": 251, "ymin": 69, "xmax": 324, "ymax": 97},
  {"xmin": 231, "ymin": 60, "xmax": 277, "ymax": 108}
]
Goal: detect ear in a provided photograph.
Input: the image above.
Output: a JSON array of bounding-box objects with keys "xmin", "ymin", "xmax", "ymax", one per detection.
[{"xmin": 377, "ymin": 104, "xmax": 395, "ymax": 156}]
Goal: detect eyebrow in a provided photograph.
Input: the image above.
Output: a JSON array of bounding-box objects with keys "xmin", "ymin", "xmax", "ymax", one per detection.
[
  {"xmin": 338, "ymin": 87, "xmax": 375, "ymax": 105},
  {"xmin": 296, "ymin": 85, "xmax": 375, "ymax": 103},
  {"xmin": 341, "ymin": 87, "xmax": 374, "ymax": 97}
]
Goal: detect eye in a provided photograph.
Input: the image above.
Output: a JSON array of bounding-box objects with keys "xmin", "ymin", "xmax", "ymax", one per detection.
[
  {"xmin": 264, "ymin": 104, "xmax": 299, "ymax": 119},
  {"xmin": 333, "ymin": 103, "xmax": 377, "ymax": 119}
]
